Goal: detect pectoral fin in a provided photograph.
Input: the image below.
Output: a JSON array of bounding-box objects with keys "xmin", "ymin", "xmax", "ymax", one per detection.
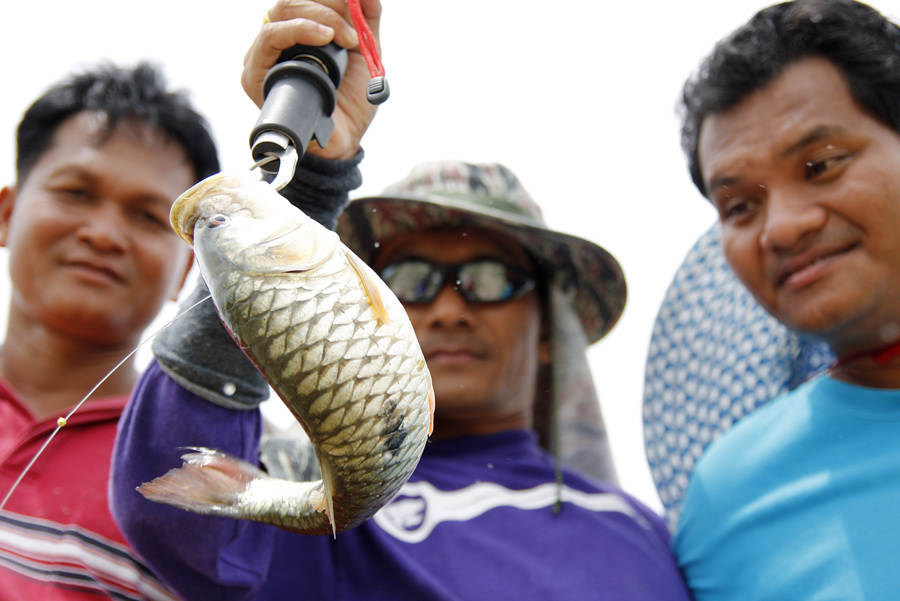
[
  {"xmin": 427, "ymin": 381, "xmax": 435, "ymax": 436},
  {"xmin": 345, "ymin": 249, "xmax": 391, "ymax": 328}
]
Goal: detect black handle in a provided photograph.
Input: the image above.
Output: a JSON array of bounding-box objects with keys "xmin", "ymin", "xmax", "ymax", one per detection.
[{"xmin": 249, "ymin": 43, "xmax": 349, "ymax": 176}]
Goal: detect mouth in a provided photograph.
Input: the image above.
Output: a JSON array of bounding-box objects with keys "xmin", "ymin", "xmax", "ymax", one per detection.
[
  {"xmin": 775, "ymin": 241, "xmax": 859, "ymax": 289},
  {"xmin": 423, "ymin": 342, "xmax": 488, "ymax": 365},
  {"xmin": 426, "ymin": 350, "xmax": 479, "ymax": 363},
  {"xmin": 64, "ymin": 259, "xmax": 125, "ymax": 284},
  {"xmin": 169, "ymin": 192, "xmax": 201, "ymax": 246}
]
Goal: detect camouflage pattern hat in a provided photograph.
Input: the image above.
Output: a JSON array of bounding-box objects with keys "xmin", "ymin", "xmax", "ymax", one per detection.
[
  {"xmin": 337, "ymin": 161, "xmax": 627, "ymax": 344},
  {"xmin": 336, "ymin": 160, "xmax": 625, "ymax": 483}
]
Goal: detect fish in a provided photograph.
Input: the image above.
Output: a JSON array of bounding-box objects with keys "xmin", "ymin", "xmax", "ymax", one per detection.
[{"xmin": 136, "ymin": 171, "xmax": 435, "ymax": 536}]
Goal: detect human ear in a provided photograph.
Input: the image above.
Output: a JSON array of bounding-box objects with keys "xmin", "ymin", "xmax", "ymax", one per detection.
[{"xmin": 0, "ymin": 186, "xmax": 18, "ymax": 248}]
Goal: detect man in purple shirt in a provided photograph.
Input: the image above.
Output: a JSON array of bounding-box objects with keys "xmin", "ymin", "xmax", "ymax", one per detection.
[{"xmin": 110, "ymin": 1, "xmax": 690, "ymax": 599}]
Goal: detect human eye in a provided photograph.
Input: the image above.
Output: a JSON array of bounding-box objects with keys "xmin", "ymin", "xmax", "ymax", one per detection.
[
  {"xmin": 50, "ymin": 184, "xmax": 91, "ymax": 202},
  {"xmin": 724, "ymin": 199, "xmax": 755, "ymax": 221},
  {"xmin": 715, "ymin": 191, "xmax": 759, "ymax": 224},
  {"xmin": 132, "ymin": 206, "xmax": 170, "ymax": 230},
  {"xmin": 804, "ymin": 150, "xmax": 852, "ymax": 180},
  {"xmin": 380, "ymin": 261, "xmax": 438, "ymax": 303}
]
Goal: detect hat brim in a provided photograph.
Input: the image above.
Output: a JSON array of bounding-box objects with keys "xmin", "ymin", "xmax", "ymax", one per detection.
[{"xmin": 336, "ymin": 193, "xmax": 627, "ymax": 344}]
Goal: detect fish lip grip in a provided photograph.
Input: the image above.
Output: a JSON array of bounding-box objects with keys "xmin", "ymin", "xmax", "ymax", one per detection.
[{"xmin": 250, "ymin": 43, "xmax": 349, "ymax": 190}]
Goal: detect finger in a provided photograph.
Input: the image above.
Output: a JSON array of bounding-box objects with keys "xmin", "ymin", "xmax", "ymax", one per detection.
[
  {"xmin": 267, "ymin": 0, "xmax": 359, "ymax": 48},
  {"xmin": 355, "ymin": 0, "xmax": 383, "ymax": 39},
  {"xmin": 242, "ymin": 20, "xmax": 340, "ymax": 107}
]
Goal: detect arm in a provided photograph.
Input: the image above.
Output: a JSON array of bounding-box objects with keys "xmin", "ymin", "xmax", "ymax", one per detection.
[
  {"xmin": 110, "ymin": 154, "xmax": 362, "ymax": 599},
  {"xmin": 154, "ymin": 0, "xmax": 378, "ymax": 409},
  {"xmin": 242, "ymin": 0, "xmax": 382, "ymax": 162},
  {"xmin": 110, "ymin": 2, "xmax": 380, "ymax": 598}
]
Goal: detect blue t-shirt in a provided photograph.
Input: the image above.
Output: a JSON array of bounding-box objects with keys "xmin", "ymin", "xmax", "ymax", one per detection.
[{"xmin": 674, "ymin": 375, "xmax": 900, "ymax": 600}]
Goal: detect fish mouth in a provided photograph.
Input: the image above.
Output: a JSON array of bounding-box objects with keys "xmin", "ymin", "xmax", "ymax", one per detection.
[{"xmin": 170, "ymin": 173, "xmax": 231, "ymax": 247}]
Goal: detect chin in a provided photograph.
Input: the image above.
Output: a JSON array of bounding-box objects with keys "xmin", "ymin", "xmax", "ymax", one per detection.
[
  {"xmin": 780, "ymin": 306, "xmax": 864, "ymax": 344},
  {"xmin": 430, "ymin": 385, "xmax": 490, "ymax": 413},
  {"xmin": 773, "ymin": 287, "xmax": 866, "ymax": 333}
]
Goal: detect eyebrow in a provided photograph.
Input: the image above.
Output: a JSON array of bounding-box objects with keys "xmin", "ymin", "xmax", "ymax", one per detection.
[
  {"xmin": 706, "ymin": 124, "xmax": 847, "ymax": 196},
  {"xmin": 779, "ymin": 124, "xmax": 846, "ymax": 158},
  {"xmin": 384, "ymin": 253, "xmax": 512, "ymax": 266},
  {"xmin": 47, "ymin": 165, "xmax": 93, "ymax": 180},
  {"xmin": 706, "ymin": 175, "xmax": 740, "ymax": 198},
  {"xmin": 47, "ymin": 165, "xmax": 175, "ymax": 208}
]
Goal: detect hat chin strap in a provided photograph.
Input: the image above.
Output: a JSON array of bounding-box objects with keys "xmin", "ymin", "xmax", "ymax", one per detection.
[{"xmin": 544, "ymin": 287, "xmax": 618, "ymax": 485}]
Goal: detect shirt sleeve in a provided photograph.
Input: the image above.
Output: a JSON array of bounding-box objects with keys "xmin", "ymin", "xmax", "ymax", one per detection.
[
  {"xmin": 109, "ymin": 152, "xmax": 363, "ymax": 600},
  {"xmin": 110, "ymin": 361, "xmax": 277, "ymax": 600}
]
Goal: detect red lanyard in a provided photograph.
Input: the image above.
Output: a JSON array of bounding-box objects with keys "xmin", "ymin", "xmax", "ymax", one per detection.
[
  {"xmin": 829, "ymin": 338, "xmax": 900, "ymax": 372},
  {"xmin": 347, "ymin": 0, "xmax": 385, "ymax": 79}
]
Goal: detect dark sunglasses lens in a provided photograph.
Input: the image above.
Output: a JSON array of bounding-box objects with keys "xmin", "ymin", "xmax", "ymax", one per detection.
[
  {"xmin": 458, "ymin": 261, "xmax": 534, "ymax": 302},
  {"xmin": 380, "ymin": 261, "xmax": 442, "ymax": 303}
]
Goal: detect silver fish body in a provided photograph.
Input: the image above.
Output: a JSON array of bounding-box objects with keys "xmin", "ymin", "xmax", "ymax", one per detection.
[{"xmin": 138, "ymin": 171, "xmax": 434, "ymax": 536}]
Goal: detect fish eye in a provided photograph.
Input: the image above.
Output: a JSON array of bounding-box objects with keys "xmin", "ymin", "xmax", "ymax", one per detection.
[{"xmin": 205, "ymin": 214, "xmax": 230, "ymax": 228}]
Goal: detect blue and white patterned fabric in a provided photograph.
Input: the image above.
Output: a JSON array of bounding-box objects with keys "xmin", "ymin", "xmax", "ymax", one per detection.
[{"xmin": 642, "ymin": 224, "xmax": 833, "ymax": 527}]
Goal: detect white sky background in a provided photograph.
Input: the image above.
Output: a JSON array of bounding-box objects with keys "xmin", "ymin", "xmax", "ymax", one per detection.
[{"xmin": 3, "ymin": 0, "xmax": 898, "ymax": 513}]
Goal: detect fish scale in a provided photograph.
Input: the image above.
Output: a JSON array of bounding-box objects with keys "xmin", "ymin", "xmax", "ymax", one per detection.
[{"xmin": 137, "ymin": 171, "xmax": 434, "ymax": 536}]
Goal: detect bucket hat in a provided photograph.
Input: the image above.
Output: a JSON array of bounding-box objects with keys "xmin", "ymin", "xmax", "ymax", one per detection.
[
  {"xmin": 335, "ymin": 160, "xmax": 626, "ymax": 484},
  {"xmin": 336, "ymin": 161, "xmax": 626, "ymax": 345}
]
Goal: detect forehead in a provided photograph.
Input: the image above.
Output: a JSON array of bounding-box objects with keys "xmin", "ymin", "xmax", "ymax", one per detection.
[
  {"xmin": 698, "ymin": 58, "xmax": 880, "ymax": 183},
  {"xmin": 44, "ymin": 111, "xmax": 180, "ymax": 157},
  {"xmin": 373, "ymin": 226, "xmax": 530, "ymax": 269},
  {"xmin": 22, "ymin": 111, "xmax": 195, "ymax": 200}
]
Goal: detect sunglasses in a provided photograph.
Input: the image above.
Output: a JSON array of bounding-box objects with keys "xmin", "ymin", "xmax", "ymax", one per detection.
[{"xmin": 379, "ymin": 259, "xmax": 537, "ymax": 304}]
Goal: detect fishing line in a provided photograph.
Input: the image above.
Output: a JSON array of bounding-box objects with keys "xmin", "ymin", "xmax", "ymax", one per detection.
[{"xmin": 0, "ymin": 294, "xmax": 213, "ymax": 512}]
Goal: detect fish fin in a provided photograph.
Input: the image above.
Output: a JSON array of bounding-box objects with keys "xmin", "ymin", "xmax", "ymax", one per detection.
[
  {"xmin": 309, "ymin": 490, "xmax": 328, "ymax": 514},
  {"xmin": 137, "ymin": 448, "xmax": 262, "ymax": 515},
  {"xmin": 345, "ymin": 249, "xmax": 391, "ymax": 328},
  {"xmin": 317, "ymin": 460, "xmax": 338, "ymax": 538},
  {"xmin": 427, "ymin": 381, "xmax": 436, "ymax": 436}
]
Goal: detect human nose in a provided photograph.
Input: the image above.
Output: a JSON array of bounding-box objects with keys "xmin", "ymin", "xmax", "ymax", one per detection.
[
  {"xmin": 759, "ymin": 188, "xmax": 827, "ymax": 252},
  {"xmin": 76, "ymin": 203, "xmax": 129, "ymax": 253},
  {"xmin": 421, "ymin": 280, "xmax": 474, "ymax": 328}
]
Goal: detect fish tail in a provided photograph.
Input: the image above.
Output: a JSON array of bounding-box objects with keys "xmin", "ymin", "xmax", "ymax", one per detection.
[
  {"xmin": 138, "ymin": 448, "xmax": 335, "ymax": 533},
  {"xmin": 137, "ymin": 448, "xmax": 263, "ymax": 516}
]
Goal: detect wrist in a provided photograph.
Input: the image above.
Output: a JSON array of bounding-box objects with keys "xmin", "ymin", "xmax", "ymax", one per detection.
[{"xmin": 279, "ymin": 149, "xmax": 364, "ymax": 231}]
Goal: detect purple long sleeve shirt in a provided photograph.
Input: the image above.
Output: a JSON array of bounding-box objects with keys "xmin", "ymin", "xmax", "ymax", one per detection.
[{"xmin": 110, "ymin": 361, "xmax": 690, "ymax": 601}]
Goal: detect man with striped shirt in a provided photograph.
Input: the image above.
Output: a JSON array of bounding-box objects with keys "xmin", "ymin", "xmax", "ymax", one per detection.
[{"xmin": 0, "ymin": 62, "xmax": 218, "ymax": 599}]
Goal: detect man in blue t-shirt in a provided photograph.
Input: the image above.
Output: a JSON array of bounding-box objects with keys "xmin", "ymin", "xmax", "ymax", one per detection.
[{"xmin": 668, "ymin": 1, "xmax": 900, "ymax": 599}]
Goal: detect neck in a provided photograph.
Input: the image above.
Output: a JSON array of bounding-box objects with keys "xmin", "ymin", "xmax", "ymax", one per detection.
[
  {"xmin": 829, "ymin": 337, "xmax": 900, "ymax": 389},
  {"xmin": 430, "ymin": 412, "xmax": 533, "ymax": 443},
  {"xmin": 0, "ymin": 319, "xmax": 138, "ymax": 419}
]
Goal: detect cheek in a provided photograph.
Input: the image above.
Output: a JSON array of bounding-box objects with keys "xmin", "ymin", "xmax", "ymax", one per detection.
[
  {"xmin": 7, "ymin": 205, "xmax": 69, "ymax": 251},
  {"xmin": 496, "ymin": 302, "xmax": 543, "ymax": 367},
  {"xmin": 402, "ymin": 307, "xmax": 427, "ymax": 339},
  {"xmin": 722, "ymin": 227, "xmax": 763, "ymax": 287},
  {"xmin": 4, "ymin": 210, "xmax": 73, "ymax": 286},
  {"xmin": 135, "ymin": 235, "xmax": 192, "ymax": 293}
]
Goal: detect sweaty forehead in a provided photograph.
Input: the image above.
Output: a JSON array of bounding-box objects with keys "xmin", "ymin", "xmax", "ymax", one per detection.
[
  {"xmin": 372, "ymin": 226, "xmax": 530, "ymax": 270},
  {"xmin": 698, "ymin": 58, "xmax": 860, "ymax": 188}
]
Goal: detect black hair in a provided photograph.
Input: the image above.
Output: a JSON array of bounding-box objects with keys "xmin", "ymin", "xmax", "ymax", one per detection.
[
  {"xmin": 16, "ymin": 62, "xmax": 219, "ymax": 185},
  {"xmin": 680, "ymin": 0, "xmax": 900, "ymax": 196}
]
